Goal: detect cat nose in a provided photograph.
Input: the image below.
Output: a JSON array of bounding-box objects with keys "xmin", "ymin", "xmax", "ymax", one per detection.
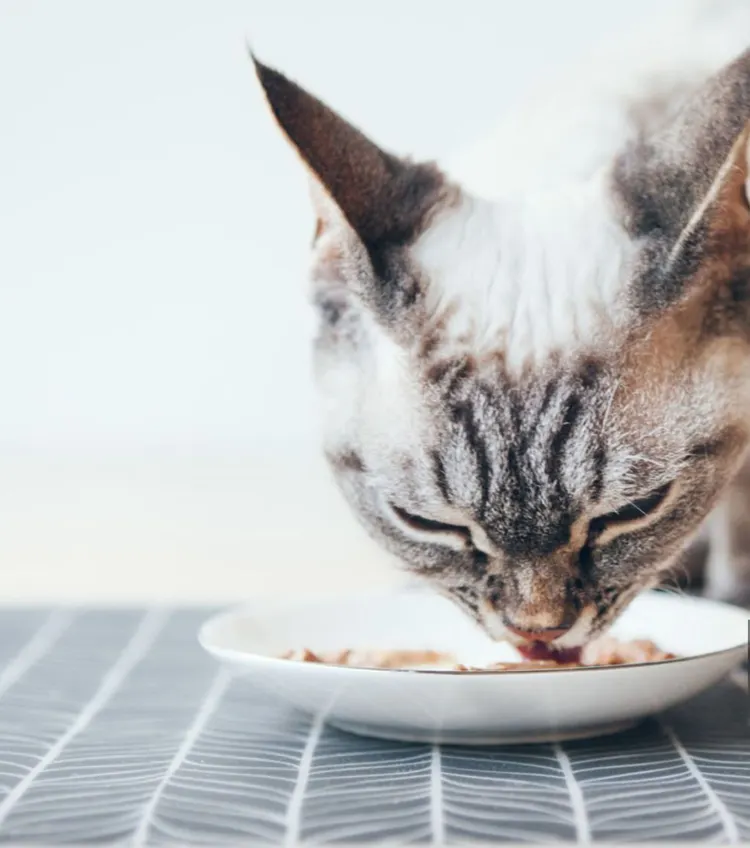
[
  {"xmin": 503, "ymin": 623, "xmax": 571, "ymax": 643},
  {"xmin": 500, "ymin": 586, "xmax": 582, "ymax": 643}
]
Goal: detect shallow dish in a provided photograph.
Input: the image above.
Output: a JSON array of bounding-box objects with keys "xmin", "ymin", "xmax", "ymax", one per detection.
[{"xmin": 199, "ymin": 589, "xmax": 748, "ymax": 744}]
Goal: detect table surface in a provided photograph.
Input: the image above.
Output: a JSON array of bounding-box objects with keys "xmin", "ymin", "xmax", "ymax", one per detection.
[{"xmin": 0, "ymin": 609, "xmax": 746, "ymax": 845}]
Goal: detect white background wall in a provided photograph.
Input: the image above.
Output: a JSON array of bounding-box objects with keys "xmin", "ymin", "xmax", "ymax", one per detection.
[{"xmin": 0, "ymin": 0, "xmax": 680, "ymax": 602}]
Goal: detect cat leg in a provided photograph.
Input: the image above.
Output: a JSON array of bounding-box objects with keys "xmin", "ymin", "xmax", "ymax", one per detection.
[
  {"xmin": 674, "ymin": 524, "xmax": 709, "ymax": 591},
  {"xmin": 704, "ymin": 461, "xmax": 750, "ymax": 605}
]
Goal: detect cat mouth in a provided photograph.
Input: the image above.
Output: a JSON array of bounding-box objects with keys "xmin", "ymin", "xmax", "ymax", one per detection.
[
  {"xmin": 500, "ymin": 604, "xmax": 600, "ymax": 660},
  {"xmin": 516, "ymin": 642, "xmax": 583, "ymax": 664}
]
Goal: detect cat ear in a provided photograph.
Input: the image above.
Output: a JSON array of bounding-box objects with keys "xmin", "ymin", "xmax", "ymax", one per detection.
[
  {"xmin": 616, "ymin": 51, "xmax": 750, "ymax": 240},
  {"xmin": 616, "ymin": 50, "xmax": 750, "ymax": 311},
  {"xmin": 252, "ymin": 56, "xmax": 445, "ymax": 250},
  {"xmin": 664, "ymin": 121, "xmax": 750, "ymax": 280}
]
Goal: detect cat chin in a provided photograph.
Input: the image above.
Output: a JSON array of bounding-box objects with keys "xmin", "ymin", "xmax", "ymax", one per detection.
[
  {"xmin": 547, "ymin": 605, "xmax": 598, "ymax": 650},
  {"xmin": 480, "ymin": 603, "xmax": 598, "ymax": 651}
]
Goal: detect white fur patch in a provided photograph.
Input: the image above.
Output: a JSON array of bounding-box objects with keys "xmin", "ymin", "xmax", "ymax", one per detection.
[
  {"xmin": 362, "ymin": 327, "xmax": 421, "ymax": 452},
  {"xmin": 417, "ymin": 0, "xmax": 750, "ymax": 374},
  {"xmin": 413, "ymin": 175, "xmax": 632, "ymax": 372}
]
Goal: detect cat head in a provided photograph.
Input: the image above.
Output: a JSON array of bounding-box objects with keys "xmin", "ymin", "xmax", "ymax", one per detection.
[{"xmin": 254, "ymin": 52, "xmax": 750, "ymax": 650}]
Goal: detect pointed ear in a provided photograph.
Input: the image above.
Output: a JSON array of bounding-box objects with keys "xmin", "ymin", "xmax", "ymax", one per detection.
[
  {"xmin": 628, "ymin": 122, "xmax": 750, "ymax": 313},
  {"xmin": 252, "ymin": 56, "xmax": 445, "ymax": 249},
  {"xmin": 616, "ymin": 50, "xmax": 750, "ymax": 312},
  {"xmin": 666, "ymin": 121, "xmax": 750, "ymax": 276}
]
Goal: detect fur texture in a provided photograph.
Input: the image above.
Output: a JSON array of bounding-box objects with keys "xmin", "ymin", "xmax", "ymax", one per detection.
[{"xmin": 254, "ymin": 0, "xmax": 750, "ymax": 651}]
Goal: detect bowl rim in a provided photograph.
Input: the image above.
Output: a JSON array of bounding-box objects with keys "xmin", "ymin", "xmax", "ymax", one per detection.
[{"xmin": 198, "ymin": 589, "xmax": 749, "ymax": 678}]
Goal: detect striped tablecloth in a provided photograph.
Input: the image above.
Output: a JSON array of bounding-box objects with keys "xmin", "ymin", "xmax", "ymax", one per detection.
[{"xmin": 0, "ymin": 608, "xmax": 746, "ymax": 845}]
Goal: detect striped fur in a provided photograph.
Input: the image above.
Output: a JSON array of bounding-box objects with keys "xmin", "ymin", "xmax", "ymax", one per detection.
[{"xmin": 256, "ymin": 1, "xmax": 750, "ymax": 650}]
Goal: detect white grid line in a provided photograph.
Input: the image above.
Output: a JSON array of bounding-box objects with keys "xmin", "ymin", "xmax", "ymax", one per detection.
[
  {"xmin": 0, "ymin": 608, "xmax": 169, "ymax": 827},
  {"xmin": 132, "ymin": 666, "xmax": 232, "ymax": 847},
  {"xmin": 430, "ymin": 744, "xmax": 445, "ymax": 845},
  {"xmin": 0, "ymin": 610, "xmax": 75, "ymax": 701},
  {"xmin": 554, "ymin": 742, "xmax": 591, "ymax": 844},
  {"xmin": 284, "ymin": 710, "xmax": 328, "ymax": 847},
  {"xmin": 660, "ymin": 720, "xmax": 740, "ymax": 844}
]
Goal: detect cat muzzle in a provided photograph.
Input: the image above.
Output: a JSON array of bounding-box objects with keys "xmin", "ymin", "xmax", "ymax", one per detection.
[{"xmin": 503, "ymin": 623, "xmax": 570, "ymax": 643}]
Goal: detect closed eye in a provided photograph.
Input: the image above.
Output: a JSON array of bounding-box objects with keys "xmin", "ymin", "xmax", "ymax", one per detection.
[
  {"xmin": 588, "ymin": 482, "xmax": 672, "ymax": 540},
  {"xmin": 388, "ymin": 503, "xmax": 473, "ymax": 545},
  {"xmin": 390, "ymin": 503, "xmax": 470, "ymax": 538}
]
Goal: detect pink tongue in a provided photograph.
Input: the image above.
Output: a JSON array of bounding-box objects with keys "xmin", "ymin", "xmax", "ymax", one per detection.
[{"xmin": 517, "ymin": 642, "xmax": 582, "ymax": 665}]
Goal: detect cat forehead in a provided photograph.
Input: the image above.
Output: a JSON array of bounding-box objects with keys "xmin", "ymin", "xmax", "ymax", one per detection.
[
  {"xmin": 409, "ymin": 180, "xmax": 636, "ymax": 373},
  {"xmin": 362, "ymin": 315, "xmax": 737, "ymax": 471}
]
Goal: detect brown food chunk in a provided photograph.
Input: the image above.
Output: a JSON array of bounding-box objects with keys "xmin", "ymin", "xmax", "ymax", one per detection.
[
  {"xmin": 280, "ymin": 648, "xmax": 454, "ymax": 668},
  {"xmin": 581, "ymin": 637, "xmax": 675, "ymax": 667},
  {"xmin": 279, "ymin": 637, "xmax": 676, "ymax": 671},
  {"xmin": 357, "ymin": 649, "xmax": 452, "ymax": 668}
]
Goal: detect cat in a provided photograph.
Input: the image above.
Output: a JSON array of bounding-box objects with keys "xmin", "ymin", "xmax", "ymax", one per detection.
[{"xmin": 253, "ymin": 0, "xmax": 750, "ymax": 655}]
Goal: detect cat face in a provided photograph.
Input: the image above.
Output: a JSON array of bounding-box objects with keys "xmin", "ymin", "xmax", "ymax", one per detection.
[{"xmin": 255, "ymin": 53, "xmax": 750, "ymax": 650}]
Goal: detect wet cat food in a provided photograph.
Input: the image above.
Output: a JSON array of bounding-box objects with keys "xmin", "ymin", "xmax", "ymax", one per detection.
[{"xmin": 279, "ymin": 638, "xmax": 675, "ymax": 671}]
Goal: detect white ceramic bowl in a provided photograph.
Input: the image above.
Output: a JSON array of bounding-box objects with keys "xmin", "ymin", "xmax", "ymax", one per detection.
[{"xmin": 199, "ymin": 589, "xmax": 748, "ymax": 744}]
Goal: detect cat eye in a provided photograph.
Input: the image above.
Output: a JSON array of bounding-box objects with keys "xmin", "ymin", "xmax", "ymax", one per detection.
[
  {"xmin": 588, "ymin": 482, "xmax": 672, "ymax": 540},
  {"xmin": 389, "ymin": 503, "xmax": 471, "ymax": 539},
  {"xmin": 388, "ymin": 503, "xmax": 473, "ymax": 546}
]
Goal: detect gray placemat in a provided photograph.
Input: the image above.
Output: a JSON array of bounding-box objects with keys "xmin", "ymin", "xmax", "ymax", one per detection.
[{"xmin": 0, "ymin": 609, "xmax": 745, "ymax": 845}]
